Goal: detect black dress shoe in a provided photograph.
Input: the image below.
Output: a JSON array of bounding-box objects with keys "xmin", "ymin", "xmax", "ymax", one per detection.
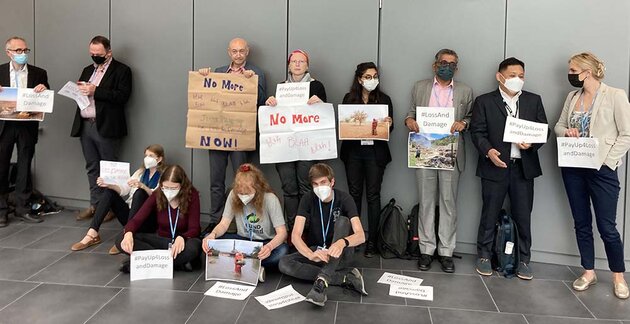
[
  {"xmin": 364, "ymin": 242, "xmax": 376, "ymax": 258},
  {"xmin": 119, "ymin": 259, "xmax": 130, "ymax": 273},
  {"xmin": 0, "ymin": 214, "xmax": 7, "ymax": 227},
  {"xmin": 439, "ymin": 256, "xmax": 455, "ymax": 273},
  {"xmin": 17, "ymin": 213, "xmax": 43, "ymax": 224},
  {"xmin": 418, "ymin": 254, "xmax": 433, "ymax": 271}
]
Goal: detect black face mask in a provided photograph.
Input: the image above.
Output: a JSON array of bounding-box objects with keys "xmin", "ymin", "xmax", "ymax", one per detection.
[
  {"xmin": 91, "ymin": 55, "xmax": 107, "ymax": 65},
  {"xmin": 568, "ymin": 73, "xmax": 584, "ymax": 88}
]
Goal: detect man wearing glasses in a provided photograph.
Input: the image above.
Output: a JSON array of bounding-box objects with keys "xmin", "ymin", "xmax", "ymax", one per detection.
[
  {"xmin": 71, "ymin": 36, "xmax": 132, "ymax": 222},
  {"xmin": 198, "ymin": 38, "xmax": 266, "ymax": 231},
  {"xmin": 0, "ymin": 37, "xmax": 50, "ymax": 227},
  {"xmin": 404, "ymin": 49, "xmax": 473, "ymax": 273}
]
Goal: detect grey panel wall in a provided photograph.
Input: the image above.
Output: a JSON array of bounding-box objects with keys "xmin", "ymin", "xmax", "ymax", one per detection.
[
  {"xmin": 33, "ymin": 0, "xmax": 110, "ymax": 202},
  {"xmin": 0, "ymin": 0, "xmax": 33, "ymax": 65},
  {"xmin": 506, "ymin": 0, "xmax": 630, "ymax": 266},
  {"xmin": 192, "ymin": 0, "xmax": 287, "ymax": 216},
  {"xmin": 110, "ymin": 0, "xmax": 193, "ymax": 175},
  {"xmin": 379, "ymin": 0, "xmax": 506, "ymax": 248}
]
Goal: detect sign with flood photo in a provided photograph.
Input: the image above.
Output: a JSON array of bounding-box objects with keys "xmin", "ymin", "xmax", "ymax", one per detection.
[{"xmin": 205, "ymin": 239, "xmax": 262, "ymax": 286}]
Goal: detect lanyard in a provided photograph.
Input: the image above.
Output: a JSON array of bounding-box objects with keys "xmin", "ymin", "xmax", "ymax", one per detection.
[
  {"xmin": 318, "ymin": 192, "xmax": 335, "ymax": 249},
  {"xmin": 432, "ymin": 86, "xmax": 453, "ymax": 107},
  {"xmin": 577, "ymin": 88, "xmax": 599, "ymax": 137},
  {"xmin": 504, "ymin": 100, "xmax": 519, "ymax": 118},
  {"xmin": 242, "ymin": 206, "xmax": 254, "ymax": 241},
  {"xmin": 167, "ymin": 206, "xmax": 180, "ymax": 243}
]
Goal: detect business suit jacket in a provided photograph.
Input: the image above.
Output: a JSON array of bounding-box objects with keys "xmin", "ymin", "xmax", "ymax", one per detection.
[
  {"xmin": 70, "ymin": 59, "xmax": 132, "ymax": 138},
  {"xmin": 470, "ymin": 89, "xmax": 548, "ymax": 181},
  {"xmin": 0, "ymin": 63, "xmax": 50, "ymax": 142},
  {"xmin": 215, "ymin": 62, "xmax": 267, "ymax": 107},
  {"xmin": 554, "ymin": 83, "xmax": 630, "ymax": 170},
  {"xmin": 407, "ymin": 79, "xmax": 473, "ymax": 172}
]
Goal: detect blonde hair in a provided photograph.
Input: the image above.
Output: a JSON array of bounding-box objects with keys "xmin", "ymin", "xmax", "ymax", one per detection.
[{"xmin": 569, "ymin": 52, "xmax": 605, "ymax": 81}]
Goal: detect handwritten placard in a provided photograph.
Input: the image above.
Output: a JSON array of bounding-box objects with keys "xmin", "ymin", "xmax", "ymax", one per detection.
[
  {"xmin": 275, "ymin": 83, "xmax": 309, "ymax": 106},
  {"xmin": 58, "ymin": 81, "xmax": 90, "ymax": 110},
  {"xmin": 557, "ymin": 137, "xmax": 600, "ymax": 169},
  {"xmin": 130, "ymin": 249, "xmax": 173, "ymax": 281},
  {"xmin": 204, "ymin": 282, "xmax": 256, "ymax": 300},
  {"xmin": 258, "ymin": 103, "xmax": 337, "ymax": 164},
  {"xmin": 377, "ymin": 272, "xmax": 424, "ymax": 286},
  {"xmin": 16, "ymin": 88, "xmax": 54, "ymax": 113},
  {"xmin": 186, "ymin": 72, "xmax": 258, "ymax": 151},
  {"xmin": 416, "ymin": 106, "xmax": 454, "ymax": 134},
  {"xmin": 255, "ymin": 285, "xmax": 305, "ymax": 310},
  {"xmin": 99, "ymin": 161, "xmax": 130, "ymax": 188},
  {"xmin": 503, "ymin": 116, "xmax": 548, "ymax": 144},
  {"xmin": 389, "ymin": 285, "xmax": 434, "ymax": 301}
]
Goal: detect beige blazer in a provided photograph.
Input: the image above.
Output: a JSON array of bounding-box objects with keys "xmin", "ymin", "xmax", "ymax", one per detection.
[
  {"xmin": 554, "ymin": 82, "xmax": 630, "ymax": 170},
  {"xmin": 406, "ymin": 79, "xmax": 473, "ymax": 171}
]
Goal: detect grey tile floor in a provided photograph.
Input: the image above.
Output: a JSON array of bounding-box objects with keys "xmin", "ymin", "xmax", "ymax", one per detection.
[{"xmin": 0, "ymin": 210, "xmax": 628, "ymax": 324}]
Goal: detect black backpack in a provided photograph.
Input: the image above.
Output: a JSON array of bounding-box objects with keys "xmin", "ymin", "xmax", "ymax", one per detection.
[
  {"xmin": 492, "ymin": 209, "xmax": 520, "ymax": 278},
  {"xmin": 377, "ymin": 198, "xmax": 408, "ymax": 259},
  {"xmin": 406, "ymin": 204, "xmax": 421, "ymax": 257}
]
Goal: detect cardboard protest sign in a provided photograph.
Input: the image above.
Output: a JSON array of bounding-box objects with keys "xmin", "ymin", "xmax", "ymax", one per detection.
[
  {"xmin": 130, "ymin": 250, "xmax": 173, "ymax": 281},
  {"xmin": 258, "ymin": 103, "xmax": 337, "ymax": 164},
  {"xmin": 186, "ymin": 72, "xmax": 258, "ymax": 151}
]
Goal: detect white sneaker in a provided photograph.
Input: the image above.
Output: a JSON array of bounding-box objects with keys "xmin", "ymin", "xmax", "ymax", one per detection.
[{"xmin": 258, "ymin": 267, "xmax": 266, "ymax": 283}]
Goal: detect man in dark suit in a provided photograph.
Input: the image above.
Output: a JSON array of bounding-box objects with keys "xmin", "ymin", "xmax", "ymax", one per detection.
[
  {"xmin": 0, "ymin": 36, "xmax": 49, "ymax": 227},
  {"xmin": 198, "ymin": 37, "xmax": 266, "ymax": 227},
  {"xmin": 71, "ymin": 36, "xmax": 132, "ymax": 221},
  {"xmin": 470, "ymin": 57, "xmax": 547, "ymax": 280}
]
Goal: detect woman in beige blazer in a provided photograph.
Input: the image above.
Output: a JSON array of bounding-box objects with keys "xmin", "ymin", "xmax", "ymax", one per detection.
[{"xmin": 554, "ymin": 52, "xmax": 630, "ymax": 299}]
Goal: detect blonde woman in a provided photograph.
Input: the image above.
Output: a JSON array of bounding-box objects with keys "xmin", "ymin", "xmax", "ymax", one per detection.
[{"xmin": 554, "ymin": 52, "xmax": 630, "ymax": 299}]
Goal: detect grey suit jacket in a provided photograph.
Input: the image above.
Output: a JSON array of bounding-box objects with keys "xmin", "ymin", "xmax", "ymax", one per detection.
[{"xmin": 406, "ymin": 79, "xmax": 473, "ymax": 172}]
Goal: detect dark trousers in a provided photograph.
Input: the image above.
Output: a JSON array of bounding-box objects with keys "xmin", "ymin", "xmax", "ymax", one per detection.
[
  {"xmin": 344, "ymin": 158, "xmax": 384, "ymax": 244},
  {"xmin": 220, "ymin": 233, "xmax": 289, "ymax": 269},
  {"xmin": 79, "ymin": 120, "xmax": 120, "ymax": 206},
  {"xmin": 0, "ymin": 122, "xmax": 35, "ymax": 216},
  {"xmin": 279, "ymin": 215, "xmax": 354, "ymax": 285},
  {"xmin": 115, "ymin": 232, "xmax": 202, "ymax": 267},
  {"xmin": 90, "ymin": 189, "xmax": 155, "ymax": 232},
  {"xmin": 561, "ymin": 166, "xmax": 625, "ymax": 272},
  {"xmin": 209, "ymin": 150, "xmax": 247, "ymax": 223},
  {"xmin": 477, "ymin": 160, "xmax": 533, "ymax": 263},
  {"xmin": 275, "ymin": 160, "xmax": 314, "ymax": 231}
]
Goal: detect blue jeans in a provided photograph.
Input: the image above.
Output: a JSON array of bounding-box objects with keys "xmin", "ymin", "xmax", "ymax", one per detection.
[
  {"xmin": 561, "ymin": 166, "xmax": 625, "ymax": 272},
  {"xmin": 219, "ymin": 233, "xmax": 288, "ymax": 269}
]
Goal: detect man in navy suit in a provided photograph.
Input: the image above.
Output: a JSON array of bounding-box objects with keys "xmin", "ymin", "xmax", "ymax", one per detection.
[
  {"xmin": 71, "ymin": 36, "xmax": 132, "ymax": 221},
  {"xmin": 470, "ymin": 57, "xmax": 548, "ymax": 280},
  {"xmin": 0, "ymin": 36, "xmax": 50, "ymax": 226},
  {"xmin": 199, "ymin": 38, "xmax": 266, "ymax": 227}
]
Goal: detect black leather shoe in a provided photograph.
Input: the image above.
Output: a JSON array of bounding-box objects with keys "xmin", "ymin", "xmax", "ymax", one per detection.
[
  {"xmin": 364, "ymin": 242, "xmax": 376, "ymax": 258},
  {"xmin": 418, "ymin": 254, "xmax": 433, "ymax": 271},
  {"xmin": 439, "ymin": 256, "xmax": 455, "ymax": 273},
  {"xmin": 17, "ymin": 213, "xmax": 43, "ymax": 224},
  {"xmin": 119, "ymin": 259, "xmax": 130, "ymax": 273},
  {"xmin": 0, "ymin": 214, "xmax": 7, "ymax": 227}
]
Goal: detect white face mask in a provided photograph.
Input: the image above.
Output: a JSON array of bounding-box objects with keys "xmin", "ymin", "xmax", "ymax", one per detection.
[
  {"xmin": 362, "ymin": 79, "xmax": 379, "ymax": 92},
  {"xmin": 313, "ymin": 185, "xmax": 332, "ymax": 202},
  {"xmin": 238, "ymin": 193, "xmax": 255, "ymax": 205},
  {"xmin": 162, "ymin": 188, "xmax": 179, "ymax": 202},
  {"xmin": 502, "ymin": 76, "xmax": 524, "ymax": 94},
  {"xmin": 144, "ymin": 156, "xmax": 158, "ymax": 169}
]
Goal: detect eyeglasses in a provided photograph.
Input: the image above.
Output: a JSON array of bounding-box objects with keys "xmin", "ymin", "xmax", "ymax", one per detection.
[
  {"xmin": 437, "ymin": 61, "xmax": 457, "ymax": 69},
  {"xmin": 290, "ymin": 60, "xmax": 307, "ymax": 65},
  {"xmin": 7, "ymin": 48, "xmax": 30, "ymax": 54},
  {"xmin": 361, "ymin": 75, "xmax": 379, "ymax": 80},
  {"xmin": 161, "ymin": 185, "xmax": 181, "ymax": 190}
]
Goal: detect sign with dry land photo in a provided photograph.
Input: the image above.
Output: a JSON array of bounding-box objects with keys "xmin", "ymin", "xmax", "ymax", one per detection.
[
  {"xmin": 186, "ymin": 72, "xmax": 258, "ymax": 151},
  {"xmin": 408, "ymin": 132, "xmax": 458, "ymax": 170},
  {"xmin": 338, "ymin": 104, "xmax": 389, "ymax": 141},
  {"xmin": 0, "ymin": 87, "xmax": 45, "ymax": 121}
]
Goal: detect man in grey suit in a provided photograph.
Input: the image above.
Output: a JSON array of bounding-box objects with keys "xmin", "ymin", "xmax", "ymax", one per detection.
[
  {"xmin": 198, "ymin": 38, "xmax": 266, "ymax": 228},
  {"xmin": 404, "ymin": 49, "xmax": 473, "ymax": 273}
]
